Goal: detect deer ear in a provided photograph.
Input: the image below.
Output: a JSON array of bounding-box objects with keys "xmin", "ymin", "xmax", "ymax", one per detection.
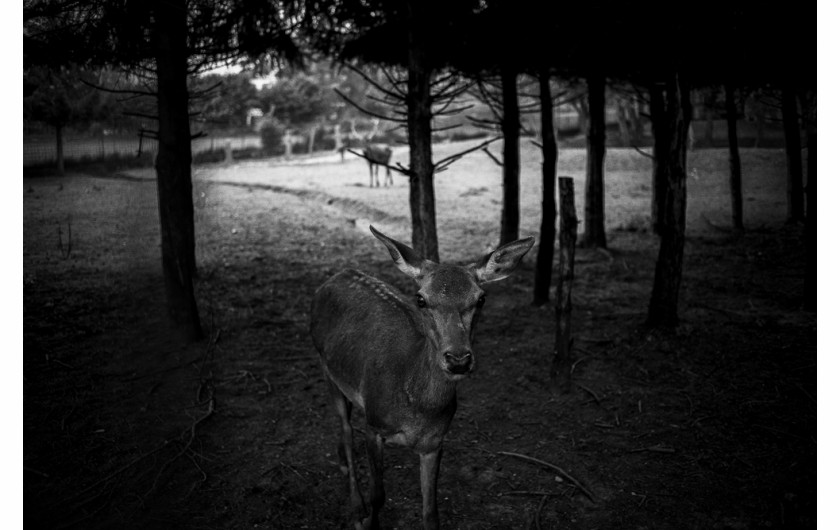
[
  {"xmin": 472, "ymin": 237, "xmax": 535, "ymax": 283},
  {"xmin": 370, "ymin": 226, "xmax": 432, "ymax": 280}
]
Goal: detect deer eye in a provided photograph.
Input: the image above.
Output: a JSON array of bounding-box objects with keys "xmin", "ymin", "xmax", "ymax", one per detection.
[
  {"xmin": 416, "ymin": 294, "xmax": 427, "ymax": 308},
  {"xmin": 476, "ymin": 295, "xmax": 486, "ymax": 308}
]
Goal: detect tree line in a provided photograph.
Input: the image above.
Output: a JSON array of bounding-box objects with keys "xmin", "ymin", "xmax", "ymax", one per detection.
[{"xmin": 24, "ymin": 0, "xmax": 815, "ymax": 342}]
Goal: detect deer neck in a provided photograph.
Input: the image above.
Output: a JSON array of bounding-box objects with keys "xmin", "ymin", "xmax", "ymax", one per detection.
[{"xmin": 402, "ymin": 336, "xmax": 458, "ymax": 413}]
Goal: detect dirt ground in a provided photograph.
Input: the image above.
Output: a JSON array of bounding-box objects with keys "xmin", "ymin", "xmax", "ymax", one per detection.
[{"xmin": 23, "ymin": 142, "xmax": 815, "ymax": 529}]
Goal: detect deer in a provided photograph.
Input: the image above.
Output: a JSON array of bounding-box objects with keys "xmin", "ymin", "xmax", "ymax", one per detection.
[
  {"xmin": 362, "ymin": 144, "xmax": 393, "ymax": 187},
  {"xmin": 310, "ymin": 226, "xmax": 534, "ymax": 530}
]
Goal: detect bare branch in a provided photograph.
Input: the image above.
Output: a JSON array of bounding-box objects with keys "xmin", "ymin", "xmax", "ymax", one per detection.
[
  {"xmin": 333, "ymin": 88, "xmax": 406, "ymax": 124},
  {"xmin": 80, "ymin": 79, "xmax": 156, "ymax": 98},
  {"xmin": 633, "ymin": 145, "xmax": 654, "ymax": 159},
  {"xmin": 431, "ymin": 123, "xmax": 462, "ymax": 133},
  {"xmin": 188, "ymin": 80, "xmax": 223, "ymax": 99},
  {"xmin": 344, "ymin": 62, "xmax": 406, "ymax": 100},
  {"xmin": 381, "ymin": 66, "xmax": 408, "ymax": 91},
  {"xmin": 123, "ymin": 111, "xmax": 158, "ymax": 121},
  {"xmin": 433, "ymin": 102, "xmax": 474, "ymax": 117},
  {"xmin": 482, "ymin": 147, "xmax": 503, "ymax": 167},
  {"xmin": 433, "ymin": 136, "xmax": 502, "ymax": 173}
]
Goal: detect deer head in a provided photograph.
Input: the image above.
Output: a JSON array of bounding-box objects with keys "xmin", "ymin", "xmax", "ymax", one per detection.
[{"xmin": 370, "ymin": 226, "xmax": 534, "ymax": 380}]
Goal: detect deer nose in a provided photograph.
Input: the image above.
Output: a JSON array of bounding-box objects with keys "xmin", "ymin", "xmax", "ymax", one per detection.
[{"xmin": 444, "ymin": 350, "xmax": 473, "ymax": 374}]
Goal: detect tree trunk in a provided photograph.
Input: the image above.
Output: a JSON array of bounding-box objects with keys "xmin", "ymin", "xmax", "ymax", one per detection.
[
  {"xmin": 499, "ymin": 65, "xmax": 520, "ymax": 246},
  {"xmin": 533, "ymin": 69, "xmax": 557, "ymax": 306},
  {"xmin": 152, "ymin": 0, "xmax": 203, "ymax": 341},
  {"xmin": 616, "ymin": 98, "xmax": 631, "ymax": 146},
  {"xmin": 308, "ymin": 125, "xmax": 317, "ymax": 154},
  {"xmin": 725, "ymin": 83, "xmax": 744, "ymax": 231},
  {"xmin": 649, "ymin": 83, "xmax": 667, "ymax": 235},
  {"xmin": 647, "ymin": 72, "xmax": 692, "ymax": 328},
  {"xmin": 801, "ymin": 89, "xmax": 816, "ymax": 311},
  {"xmin": 782, "ymin": 85, "xmax": 805, "ymax": 223},
  {"xmin": 551, "ymin": 177, "xmax": 577, "ymax": 393},
  {"xmin": 406, "ymin": 5, "xmax": 439, "ymax": 262},
  {"xmin": 580, "ymin": 73, "xmax": 607, "ymax": 248},
  {"xmin": 573, "ymin": 99, "xmax": 589, "ymax": 136}
]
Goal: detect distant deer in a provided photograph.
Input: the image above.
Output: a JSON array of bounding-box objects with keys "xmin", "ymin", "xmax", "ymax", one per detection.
[
  {"xmin": 310, "ymin": 226, "xmax": 534, "ymax": 529},
  {"xmin": 362, "ymin": 144, "xmax": 393, "ymax": 187}
]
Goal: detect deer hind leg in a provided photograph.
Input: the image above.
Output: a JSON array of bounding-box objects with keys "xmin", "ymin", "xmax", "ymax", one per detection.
[
  {"xmin": 385, "ymin": 167, "xmax": 393, "ymax": 187},
  {"xmin": 327, "ymin": 379, "xmax": 365, "ymax": 522},
  {"xmin": 369, "ymin": 163, "xmax": 376, "ymax": 188},
  {"xmin": 362, "ymin": 429, "xmax": 385, "ymax": 530}
]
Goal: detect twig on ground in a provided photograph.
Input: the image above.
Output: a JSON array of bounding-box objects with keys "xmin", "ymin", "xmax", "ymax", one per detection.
[
  {"xmin": 630, "ymin": 445, "xmax": 676, "ymax": 454},
  {"xmin": 535, "ymin": 494, "xmax": 548, "ymax": 530},
  {"xmin": 575, "ymin": 382, "xmax": 602, "ymax": 404},
  {"xmin": 497, "ymin": 490, "xmax": 565, "ymax": 497},
  {"xmin": 145, "ymin": 394, "xmax": 216, "ymax": 498},
  {"xmin": 497, "ymin": 451, "xmax": 597, "ymax": 502}
]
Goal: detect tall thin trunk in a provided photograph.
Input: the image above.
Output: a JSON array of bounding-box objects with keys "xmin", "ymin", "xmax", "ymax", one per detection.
[
  {"xmin": 782, "ymin": 85, "xmax": 805, "ymax": 223},
  {"xmin": 801, "ymin": 89, "xmax": 816, "ymax": 311},
  {"xmin": 152, "ymin": 0, "xmax": 202, "ymax": 341},
  {"xmin": 500, "ymin": 65, "xmax": 520, "ymax": 246},
  {"xmin": 533, "ymin": 69, "xmax": 557, "ymax": 306},
  {"xmin": 55, "ymin": 123, "xmax": 65, "ymax": 176},
  {"xmin": 406, "ymin": 5, "xmax": 439, "ymax": 262},
  {"xmin": 580, "ymin": 73, "xmax": 606, "ymax": 248},
  {"xmin": 725, "ymin": 83, "xmax": 743, "ymax": 231},
  {"xmin": 649, "ymin": 83, "xmax": 667, "ymax": 235},
  {"xmin": 647, "ymin": 72, "xmax": 692, "ymax": 328}
]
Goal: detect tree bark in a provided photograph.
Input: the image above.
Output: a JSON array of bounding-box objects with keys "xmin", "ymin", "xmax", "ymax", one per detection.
[
  {"xmin": 649, "ymin": 83, "xmax": 667, "ymax": 235},
  {"xmin": 406, "ymin": 4, "xmax": 439, "ymax": 262},
  {"xmin": 152, "ymin": 0, "xmax": 203, "ymax": 341},
  {"xmin": 533, "ymin": 69, "xmax": 557, "ymax": 306},
  {"xmin": 551, "ymin": 177, "xmax": 577, "ymax": 393},
  {"xmin": 782, "ymin": 85, "xmax": 805, "ymax": 223},
  {"xmin": 800, "ymin": 89, "xmax": 816, "ymax": 311},
  {"xmin": 580, "ymin": 73, "xmax": 607, "ymax": 248},
  {"xmin": 724, "ymin": 83, "xmax": 743, "ymax": 231},
  {"xmin": 499, "ymin": 65, "xmax": 520, "ymax": 246},
  {"xmin": 647, "ymin": 72, "xmax": 692, "ymax": 328}
]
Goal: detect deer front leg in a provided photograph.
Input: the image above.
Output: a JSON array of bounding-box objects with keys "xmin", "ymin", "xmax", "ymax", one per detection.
[
  {"xmin": 363, "ymin": 429, "xmax": 385, "ymax": 530},
  {"xmin": 419, "ymin": 447, "xmax": 442, "ymax": 530},
  {"xmin": 329, "ymin": 382, "xmax": 365, "ymax": 522}
]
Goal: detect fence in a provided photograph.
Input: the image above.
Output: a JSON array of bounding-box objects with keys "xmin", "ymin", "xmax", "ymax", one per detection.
[{"xmin": 23, "ymin": 134, "xmax": 263, "ymax": 167}]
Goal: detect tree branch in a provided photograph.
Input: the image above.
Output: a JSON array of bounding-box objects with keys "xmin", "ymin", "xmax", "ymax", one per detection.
[
  {"xmin": 433, "ymin": 136, "xmax": 502, "ymax": 173},
  {"xmin": 482, "ymin": 146, "xmax": 503, "ymax": 167},
  {"xmin": 333, "ymin": 88, "xmax": 406, "ymax": 124}
]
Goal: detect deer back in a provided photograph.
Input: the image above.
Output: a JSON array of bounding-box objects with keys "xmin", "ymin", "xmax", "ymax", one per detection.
[{"xmin": 311, "ymin": 269, "xmax": 458, "ymax": 449}]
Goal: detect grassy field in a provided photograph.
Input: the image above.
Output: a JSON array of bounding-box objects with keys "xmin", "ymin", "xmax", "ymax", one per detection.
[{"xmin": 24, "ymin": 141, "xmax": 814, "ymax": 529}]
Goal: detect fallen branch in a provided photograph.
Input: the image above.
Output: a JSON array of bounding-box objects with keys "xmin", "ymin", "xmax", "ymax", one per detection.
[
  {"xmin": 575, "ymin": 382, "xmax": 602, "ymax": 404},
  {"xmin": 497, "ymin": 451, "xmax": 597, "ymax": 502},
  {"xmin": 497, "ymin": 490, "xmax": 564, "ymax": 497},
  {"xmin": 630, "ymin": 444, "xmax": 676, "ymax": 454}
]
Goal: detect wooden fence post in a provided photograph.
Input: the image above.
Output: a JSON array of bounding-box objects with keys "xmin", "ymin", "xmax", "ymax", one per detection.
[{"xmin": 551, "ymin": 176, "xmax": 577, "ymax": 392}]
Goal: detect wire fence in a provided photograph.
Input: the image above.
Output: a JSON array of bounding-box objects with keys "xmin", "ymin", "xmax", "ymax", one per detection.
[{"xmin": 23, "ymin": 134, "xmax": 263, "ymax": 167}]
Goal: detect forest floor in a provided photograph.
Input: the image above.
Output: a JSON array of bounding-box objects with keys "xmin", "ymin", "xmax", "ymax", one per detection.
[{"xmin": 24, "ymin": 142, "xmax": 815, "ymax": 529}]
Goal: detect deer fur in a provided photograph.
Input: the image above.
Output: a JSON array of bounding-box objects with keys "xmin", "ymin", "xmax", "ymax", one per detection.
[{"xmin": 310, "ymin": 226, "xmax": 534, "ymax": 529}]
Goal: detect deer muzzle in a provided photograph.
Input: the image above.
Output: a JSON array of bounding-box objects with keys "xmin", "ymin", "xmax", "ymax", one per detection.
[{"xmin": 443, "ymin": 349, "xmax": 473, "ymax": 375}]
